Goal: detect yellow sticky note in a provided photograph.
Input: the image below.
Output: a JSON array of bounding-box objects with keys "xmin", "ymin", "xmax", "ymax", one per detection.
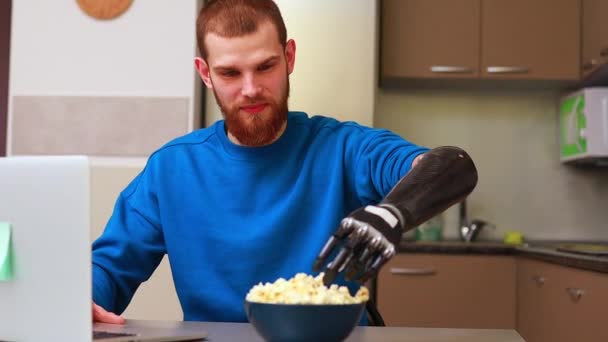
[{"xmin": 0, "ymin": 222, "xmax": 13, "ymax": 281}]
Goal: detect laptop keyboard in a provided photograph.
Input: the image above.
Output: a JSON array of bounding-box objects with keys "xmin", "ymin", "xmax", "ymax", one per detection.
[{"xmin": 93, "ymin": 330, "xmax": 137, "ymax": 340}]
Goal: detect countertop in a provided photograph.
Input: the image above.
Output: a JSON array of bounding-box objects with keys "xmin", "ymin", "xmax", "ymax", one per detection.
[
  {"xmin": 398, "ymin": 240, "xmax": 608, "ymax": 273},
  {"xmin": 398, "ymin": 240, "xmax": 515, "ymax": 255},
  {"xmin": 94, "ymin": 319, "xmax": 525, "ymax": 342}
]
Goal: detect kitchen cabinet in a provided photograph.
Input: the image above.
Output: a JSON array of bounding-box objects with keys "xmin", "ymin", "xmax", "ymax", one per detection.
[
  {"xmin": 381, "ymin": 0, "xmax": 481, "ymax": 79},
  {"xmin": 581, "ymin": 0, "xmax": 608, "ymax": 77},
  {"xmin": 377, "ymin": 254, "xmax": 516, "ymax": 328},
  {"xmin": 480, "ymin": 0, "xmax": 580, "ymax": 80},
  {"xmin": 381, "ymin": 0, "xmax": 581, "ymax": 81},
  {"xmin": 517, "ymin": 258, "xmax": 608, "ymax": 342}
]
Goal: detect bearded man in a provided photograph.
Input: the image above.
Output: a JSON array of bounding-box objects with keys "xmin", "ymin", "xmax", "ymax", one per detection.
[{"xmin": 91, "ymin": 0, "xmax": 477, "ymax": 325}]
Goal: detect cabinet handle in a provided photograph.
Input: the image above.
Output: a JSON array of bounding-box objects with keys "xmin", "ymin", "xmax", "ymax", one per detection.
[
  {"xmin": 566, "ymin": 287, "xmax": 584, "ymax": 301},
  {"xmin": 390, "ymin": 267, "xmax": 436, "ymax": 276},
  {"xmin": 430, "ymin": 66, "xmax": 474, "ymax": 74},
  {"xmin": 486, "ymin": 66, "xmax": 529, "ymax": 74},
  {"xmin": 582, "ymin": 59, "xmax": 599, "ymax": 70},
  {"xmin": 600, "ymin": 47, "xmax": 608, "ymax": 58},
  {"xmin": 532, "ymin": 275, "xmax": 545, "ymax": 286}
]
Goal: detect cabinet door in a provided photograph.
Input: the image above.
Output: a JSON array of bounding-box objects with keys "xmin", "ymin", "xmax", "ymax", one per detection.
[
  {"xmin": 377, "ymin": 254, "xmax": 516, "ymax": 328},
  {"xmin": 517, "ymin": 258, "xmax": 608, "ymax": 342},
  {"xmin": 550, "ymin": 260, "xmax": 608, "ymax": 342},
  {"xmin": 581, "ymin": 0, "xmax": 608, "ymax": 77},
  {"xmin": 516, "ymin": 258, "xmax": 556, "ymax": 342},
  {"xmin": 480, "ymin": 0, "xmax": 580, "ymax": 80},
  {"xmin": 381, "ymin": 0, "xmax": 480, "ymax": 79}
]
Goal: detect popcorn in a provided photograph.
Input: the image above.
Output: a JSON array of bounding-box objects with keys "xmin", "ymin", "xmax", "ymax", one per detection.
[{"xmin": 246, "ymin": 273, "xmax": 369, "ymax": 304}]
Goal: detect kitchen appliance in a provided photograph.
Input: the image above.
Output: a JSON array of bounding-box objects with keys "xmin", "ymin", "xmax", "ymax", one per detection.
[{"xmin": 558, "ymin": 87, "xmax": 608, "ymax": 164}]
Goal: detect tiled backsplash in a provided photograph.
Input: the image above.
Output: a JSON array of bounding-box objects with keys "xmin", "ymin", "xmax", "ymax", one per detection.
[
  {"xmin": 10, "ymin": 96, "xmax": 190, "ymax": 157},
  {"xmin": 375, "ymin": 87, "xmax": 608, "ymax": 241}
]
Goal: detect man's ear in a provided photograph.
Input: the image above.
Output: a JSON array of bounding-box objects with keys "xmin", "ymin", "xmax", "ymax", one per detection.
[
  {"xmin": 285, "ymin": 39, "xmax": 296, "ymax": 75},
  {"xmin": 194, "ymin": 57, "xmax": 213, "ymax": 89}
]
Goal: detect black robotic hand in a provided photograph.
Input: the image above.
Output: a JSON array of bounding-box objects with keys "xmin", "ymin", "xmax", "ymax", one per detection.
[
  {"xmin": 313, "ymin": 146, "xmax": 478, "ymax": 286},
  {"xmin": 312, "ymin": 204, "xmax": 404, "ymax": 285}
]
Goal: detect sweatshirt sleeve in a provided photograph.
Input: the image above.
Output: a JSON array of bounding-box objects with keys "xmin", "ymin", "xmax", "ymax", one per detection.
[
  {"xmin": 92, "ymin": 166, "xmax": 166, "ymax": 314},
  {"xmin": 349, "ymin": 127, "xmax": 429, "ymax": 206}
]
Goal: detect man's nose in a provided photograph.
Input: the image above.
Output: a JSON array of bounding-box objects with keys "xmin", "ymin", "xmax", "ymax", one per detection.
[{"xmin": 241, "ymin": 75, "xmax": 261, "ymax": 98}]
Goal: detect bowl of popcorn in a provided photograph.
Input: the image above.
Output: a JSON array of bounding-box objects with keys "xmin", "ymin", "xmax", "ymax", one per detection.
[{"xmin": 244, "ymin": 272, "xmax": 368, "ymax": 342}]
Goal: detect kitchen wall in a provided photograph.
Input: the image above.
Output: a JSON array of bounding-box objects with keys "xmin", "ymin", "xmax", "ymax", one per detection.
[
  {"xmin": 375, "ymin": 87, "xmax": 608, "ymax": 241},
  {"xmin": 8, "ymin": 0, "xmax": 202, "ymax": 157}
]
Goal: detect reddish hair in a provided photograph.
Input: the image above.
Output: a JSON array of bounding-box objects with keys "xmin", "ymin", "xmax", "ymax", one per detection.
[{"xmin": 196, "ymin": 0, "xmax": 287, "ymax": 59}]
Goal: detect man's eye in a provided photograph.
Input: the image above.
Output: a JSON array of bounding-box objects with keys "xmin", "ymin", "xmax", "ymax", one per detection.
[
  {"xmin": 258, "ymin": 64, "xmax": 273, "ymax": 72},
  {"xmin": 222, "ymin": 71, "xmax": 239, "ymax": 77}
]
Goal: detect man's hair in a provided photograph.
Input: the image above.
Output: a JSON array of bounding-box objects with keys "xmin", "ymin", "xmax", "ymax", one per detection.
[{"xmin": 196, "ymin": 0, "xmax": 287, "ymax": 59}]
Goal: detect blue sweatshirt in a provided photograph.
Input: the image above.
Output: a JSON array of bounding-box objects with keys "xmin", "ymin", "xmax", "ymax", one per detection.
[{"xmin": 92, "ymin": 112, "xmax": 428, "ymax": 322}]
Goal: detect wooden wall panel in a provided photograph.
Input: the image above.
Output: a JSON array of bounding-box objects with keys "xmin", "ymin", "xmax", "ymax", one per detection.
[{"xmin": 11, "ymin": 96, "xmax": 190, "ymax": 157}]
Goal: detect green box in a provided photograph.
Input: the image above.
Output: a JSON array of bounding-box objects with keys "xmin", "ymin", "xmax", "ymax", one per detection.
[{"xmin": 559, "ymin": 88, "xmax": 608, "ymax": 163}]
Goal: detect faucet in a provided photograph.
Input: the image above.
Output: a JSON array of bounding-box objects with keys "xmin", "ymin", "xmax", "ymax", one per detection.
[{"xmin": 458, "ymin": 199, "xmax": 494, "ymax": 242}]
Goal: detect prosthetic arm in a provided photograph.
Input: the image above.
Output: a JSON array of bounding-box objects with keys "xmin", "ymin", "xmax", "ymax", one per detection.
[{"xmin": 313, "ymin": 146, "xmax": 478, "ymax": 285}]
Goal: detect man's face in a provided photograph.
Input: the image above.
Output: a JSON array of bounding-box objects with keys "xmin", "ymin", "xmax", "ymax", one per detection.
[{"xmin": 195, "ymin": 22, "xmax": 296, "ymax": 146}]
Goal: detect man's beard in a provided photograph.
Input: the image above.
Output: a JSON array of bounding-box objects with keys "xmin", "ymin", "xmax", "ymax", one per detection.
[{"xmin": 214, "ymin": 78, "xmax": 289, "ymax": 147}]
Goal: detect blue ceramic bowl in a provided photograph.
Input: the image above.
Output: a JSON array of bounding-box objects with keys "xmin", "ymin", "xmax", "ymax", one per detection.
[{"xmin": 244, "ymin": 300, "xmax": 365, "ymax": 342}]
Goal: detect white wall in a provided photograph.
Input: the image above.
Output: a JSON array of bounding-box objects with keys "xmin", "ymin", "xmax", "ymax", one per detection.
[
  {"xmin": 10, "ymin": 0, "xmax": 199, "ymax": 97},
  {"xmin": 205, "ymin": 0, "xmax": 377, "ymax": 127},
  {"xmin": 9, "ymin": 0, "xmax": 202, "ymax": 156}
]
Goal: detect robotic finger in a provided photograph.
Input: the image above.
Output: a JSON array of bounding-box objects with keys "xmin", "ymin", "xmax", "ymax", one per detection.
[
  {"xmin": 343, "ymin": 235, "xmax": 382, "ymax": 281},
  {"xmin": 322, "ymin": 247, "xmax": 350, "ymax": 286},
  {"xmin": 321, "ymin": 219, "xmax": 369, "ymax": 285},
  {"xmin": 357, "ymin": 246, "xmax": 395, "ymax": 284},
  {"xmin": 313, "ymin": 220, "xmax": 355, "ymax": 273}
]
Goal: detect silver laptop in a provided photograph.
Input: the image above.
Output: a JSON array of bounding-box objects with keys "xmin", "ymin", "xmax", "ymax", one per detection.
[{"xmin": 0, "ymin": 156, "xmax": 207, "ymax": 342}]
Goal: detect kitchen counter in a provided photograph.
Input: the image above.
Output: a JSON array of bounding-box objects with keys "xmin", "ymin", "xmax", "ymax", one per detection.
[
  {"xmin": 398, "ymin": 240, "xmax": 515, "ymax": 255},
  {"xmin": 516, "ymin": 244, "xmax": 608, "ymax": 273},
  {"xmin": 398, "ymin": 240, "xmax": 608, "ymax": 273},
  {"xmin": 94, "ymin": 320, "xmax": 525, "ymax": 342}
]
